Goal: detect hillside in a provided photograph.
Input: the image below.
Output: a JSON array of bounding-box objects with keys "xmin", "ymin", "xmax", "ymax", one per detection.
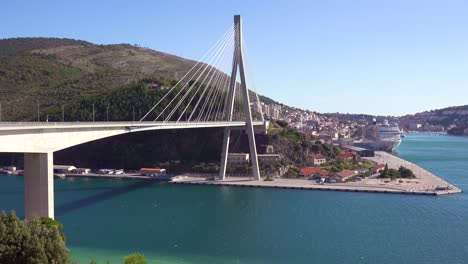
[
  {"xmin": 0, "ymin": 37, "xmax": 291, "ymax": 172},
  {"xmin": 0, "ymin": 37, "xmax": 199, "ymax": 121},
  {"xmin": 0, "ymin": 37, "xmax": 278, "ymax": 121},
  {"xmin": 398, "ymin": 105, "xmax": 468, "ymax": 135}
]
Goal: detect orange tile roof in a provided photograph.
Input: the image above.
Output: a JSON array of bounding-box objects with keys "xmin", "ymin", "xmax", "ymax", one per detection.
[
  {"xmin": 300, "ymin": 167, "xmax": 329, "ymax": 176},
  {"xmin": 374, "ymin": 164, "xmax": 385, "ymax": 170},
  {"xmin": 337, "ymin": 170, "xmax": 356, "ymax": 177},
  {"xmin": 311, "ymin": 154, "xmax": 326, "ymax": 159},
  {"xmin": 140, "ymin": 167, "xmax": 163, "ymax": 171},
  {"xmin": 300, "ymin": 167, "xmax": 321, "ymax": 176}
]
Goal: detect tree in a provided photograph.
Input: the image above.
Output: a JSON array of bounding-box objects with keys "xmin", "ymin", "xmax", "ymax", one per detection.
[
  {"xmin": 276, "ymin": 120, "xmax": 289, "ymax": 128},
  {"xmin": 124, "ymin": 253, "xmax": 147, "ymax": 264},
  {"xmin": 399, "ymin": 166, "xmax": 416, "ymax": 178},
  {"xmin": 0, "ymin": 211, "xmax": 70, "ymax": 264}
]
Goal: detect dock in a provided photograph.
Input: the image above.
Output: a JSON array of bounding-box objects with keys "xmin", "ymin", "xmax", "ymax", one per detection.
[
  {"xmin": 170, "ymin": 152, "xmax": 462, "ymax": 196},
  {"xmin": 53, "ymin": 151, "xmax": 462, "ymax": 196}
]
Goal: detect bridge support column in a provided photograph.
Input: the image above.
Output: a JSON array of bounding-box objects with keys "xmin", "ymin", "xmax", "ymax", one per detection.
[
  {"xmin": 24, "ymin": 152, "xmax": 54, "ymax": 220},
  {"xmin": 219, "ymin": 127, "xmax": 231, "ymax": 180},
  {"xmin": 219, "ymin": 15, "xmax": 261, "ymax": 181}
]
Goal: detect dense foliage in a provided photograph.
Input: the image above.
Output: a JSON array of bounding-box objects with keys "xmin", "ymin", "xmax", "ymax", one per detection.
[
  {"xmin": 322, "ymin": 160, "xmax": 375, "ymax": 173},
  {"xmin": 0, "ymin": 211, "xmax": 70, "ymax": 264},
  {"xmin": 379, "ymin": 164, "xmax": 416, "ymax": 179}
]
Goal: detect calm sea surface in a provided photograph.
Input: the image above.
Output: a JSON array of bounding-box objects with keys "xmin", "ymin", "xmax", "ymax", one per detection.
[{"xmin": 1, "ymin": 134, "xmax": 468, "ymax": 264}]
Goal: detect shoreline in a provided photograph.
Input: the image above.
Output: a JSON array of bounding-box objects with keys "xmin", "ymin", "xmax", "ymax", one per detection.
[
  {"xmin": 168, "ymin": 151, "xmax": 462, "ymax": 196},
  {"xmin": 3, "ymin": 152, "xmax": 461, "ymax": 196}
]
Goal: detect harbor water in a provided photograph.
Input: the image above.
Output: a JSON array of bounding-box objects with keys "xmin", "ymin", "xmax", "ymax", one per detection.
[{"xmin": 1, "ymin": 133, "xmax": 468, "ymax": 263}]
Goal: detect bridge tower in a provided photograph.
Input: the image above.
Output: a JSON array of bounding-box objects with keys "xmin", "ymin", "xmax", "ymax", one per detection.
[{"xmin": 219, "ymin": 15, "xmax": 261, "ymax": 181}]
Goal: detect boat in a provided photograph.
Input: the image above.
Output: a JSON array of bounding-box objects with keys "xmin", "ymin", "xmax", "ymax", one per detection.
[
  {"xmin": 358, "ymin": 119, "xmax": 402, "ymax": 152},
  {"xmin": 170, "ymin": 176, "xmax": 189, "ymax": 182}
]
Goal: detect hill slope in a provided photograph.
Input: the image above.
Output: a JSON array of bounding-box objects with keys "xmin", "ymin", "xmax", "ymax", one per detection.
[
  {"xmin": 0, "ymin": 37, "xmax": 198, "ymax": 121},
  {"xmin": 398, "ymin": 105, "xmax": 468, "ymax": 134}
]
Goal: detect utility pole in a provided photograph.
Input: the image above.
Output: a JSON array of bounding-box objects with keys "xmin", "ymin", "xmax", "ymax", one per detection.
[
  {"xmin": 37, "ymin": 101, "xmax": 40, "ymax": 122},
  {"xmin": 62, "ymin": 105, "xmax": 65, "ymax": 123},
  {"xmin": 133, "ymin": 106, "xmax": 135, "ymax": 122},
  {"xmin": 92, "ymin": 104, "xmax": 95, "ymax": 122},
  {"xmin": 106, "ymin": 106, "xmax": 109, "ymax": 122},
  {"xmin": 0, "ymin": 102, "xmax": 2, "ymax": 122}
]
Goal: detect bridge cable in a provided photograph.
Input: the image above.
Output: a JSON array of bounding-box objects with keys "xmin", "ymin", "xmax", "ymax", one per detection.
[
  {"xmin": 195, "ymin": 29, "xmax": 236, "ymax": 122},
  {"xmin": 140, "ymin": 25, "xmax": 234, "ymax": 122},
  {"xmin": 159, "ymin": 27, "xmax": 234, "ymax": 122},
  {"xmin": 154, "ymin": 27, "xmax": 234, "ymax": 122},
  {"xmin": 177, "ymin": 34, "xmax": 232, "ymax": 122},
  {"xmin": 166, "ymin": 28, "xmax": 234, "ymax": 122},
  {"xmin": 188, "ymin": 33, "xmax": 232, "ymax": 121}
]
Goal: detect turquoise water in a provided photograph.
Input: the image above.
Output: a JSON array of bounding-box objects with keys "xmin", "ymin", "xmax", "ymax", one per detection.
[{"xmin": 1, "ymin": 134, "xmax": 468, "ymax": 263}]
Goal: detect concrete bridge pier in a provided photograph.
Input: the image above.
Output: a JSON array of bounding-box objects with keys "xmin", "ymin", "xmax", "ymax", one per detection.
[{"xmin": 24, "ymin": 152, "xmax": 54, "ymax": 220}]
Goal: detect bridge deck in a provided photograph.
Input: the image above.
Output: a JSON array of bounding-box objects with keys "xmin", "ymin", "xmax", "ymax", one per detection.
[{"xmin": 0, "ymin": 121, "xmax": 265, "ymax": 131}]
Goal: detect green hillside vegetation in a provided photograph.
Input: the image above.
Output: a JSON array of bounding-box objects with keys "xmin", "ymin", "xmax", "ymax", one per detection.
[
  {"xmin": 266, "ymin": 120, "xmax": 342, "ymax": 176},
  {"xmin": 45, "ymin": 79, "xmax": 233, "ymax": 122},
  {"xmin": 0, "ymin": 37, "xmax": 197, "ymax": 121},
  {"xmin": 0, "ymin": 37, "xmax": 271, "ymax": 122}
]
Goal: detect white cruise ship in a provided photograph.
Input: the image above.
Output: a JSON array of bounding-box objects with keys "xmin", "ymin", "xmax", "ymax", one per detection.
[{"xmin": 361, "ymin": 119, "xmax": 402, "ymax": 152}]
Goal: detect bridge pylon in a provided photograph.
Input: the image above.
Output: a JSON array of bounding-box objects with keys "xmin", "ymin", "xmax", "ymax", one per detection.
[{"xmin": 219, "ymin": 15, "xmax": 261, "ymax": 181}]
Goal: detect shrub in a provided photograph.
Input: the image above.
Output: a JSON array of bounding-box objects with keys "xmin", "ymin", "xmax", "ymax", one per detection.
[
  {"xmin": 124, "ymin": 253, "xmax": 147, "ymax": 264},
  {"xmin": 0, "ymin": 211, "xmax": 70, "ymax": 264}
]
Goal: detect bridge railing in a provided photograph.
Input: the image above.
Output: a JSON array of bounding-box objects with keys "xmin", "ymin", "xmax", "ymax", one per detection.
[{"xmin": 0, "ymin": 121, "xmax": 256, "ymax": 128}]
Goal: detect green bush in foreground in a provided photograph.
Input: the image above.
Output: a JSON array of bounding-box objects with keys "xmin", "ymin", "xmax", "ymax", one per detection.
[
  {"xmin": 0, "ymin": 211, "xmax": 70, "ymax": 264},
  {"xmin": 124, "ymin": 253, "xmax": 147, "ymax": 264}
]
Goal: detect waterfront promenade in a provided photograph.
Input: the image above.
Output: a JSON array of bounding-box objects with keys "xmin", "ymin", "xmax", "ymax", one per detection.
[
  {"xmin": 362, "ymin": 151, "xmax": 462, "ymax": 194},
  {"xmin": 171, "ymin": 151, "xmax": 462, "ymax": 196},
  {"xmin": 57, "ymin": 151, "xmax": 462, "ymax": 196}
]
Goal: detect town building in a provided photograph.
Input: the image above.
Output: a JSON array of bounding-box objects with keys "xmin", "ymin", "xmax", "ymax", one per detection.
[
  {"xmin": 299, "ymin": 167, "xmax": 329, "ymax": 178},
  {"xmin": 338, "ymin": 151, "xmax": 360, "ymax": 161},
  {"xmin": 341, "ymin": 146, "xmax": 374, "ymax": 157},
  {"xmin": 227, "ymin": 153, "xmax": 250, "ymax": 165},
  {"xmin": 328, "ymin": 170, "xmax": 356, "ymax": 183},
  {"xmin": 74, "ymin": 168, "xmax": 91, "ymax": 174},
  {"xmin": 258, "ymin": 154, "xmax": 282, "ymax": 165},
  {"xmin": 373, "ymin": 164, "xmax": 386, "ymax": 173},
  {"xmin": 139, "ymin": 167, "xmax": 167, "ymax": 176},
  {"xmin": 53, "ymin": 165, "xmax": 76, "ymax": 175},
  {"xmin": 307, "ymin": 154, "xmax": 327, "ymax": 166}
]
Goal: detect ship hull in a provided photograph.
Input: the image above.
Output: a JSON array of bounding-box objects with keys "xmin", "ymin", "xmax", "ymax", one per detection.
[{"xmin": 353, "ymin": 139, "xmax": 401, "ymax": 152}]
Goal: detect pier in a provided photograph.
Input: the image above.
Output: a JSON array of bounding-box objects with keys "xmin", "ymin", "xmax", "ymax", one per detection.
[{"xmin": 170, "ymin": 152, "xmax": 462, "ymax": 196}]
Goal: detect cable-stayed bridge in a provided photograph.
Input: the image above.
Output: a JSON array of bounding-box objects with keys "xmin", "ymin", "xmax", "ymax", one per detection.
[{"xmin": 0, "ymin": 15, "xmax": 269, "ymax": 220}]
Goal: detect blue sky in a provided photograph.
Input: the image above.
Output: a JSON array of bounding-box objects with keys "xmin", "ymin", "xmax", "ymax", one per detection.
[{"xmin": 2, "ymin": 0, "xmax": 468, "ymax": 116}]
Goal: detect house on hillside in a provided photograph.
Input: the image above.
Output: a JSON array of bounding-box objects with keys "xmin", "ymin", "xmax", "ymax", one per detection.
[
  {"xmin": 338, "ymin": 151, "xmax": 360, "ymax": 161},
  {"xmin": 300, "ymin": 167, "xmax": 330, "ymax": 179},
  {"xmin": 300, "ymin": 167, "xmax": 321, "ymax": 177},
  {"xmin": 307, "ymin": 154, "xmax": 327, "ymax": 166},
  {"xmin": 258, "ymin": 154, "xmax": 282, "ymax": 166}
]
